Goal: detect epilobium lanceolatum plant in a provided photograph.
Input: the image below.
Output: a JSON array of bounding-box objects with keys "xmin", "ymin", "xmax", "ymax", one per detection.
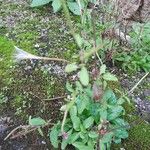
[
  {"xmin": 49, "ymin": 64, "xmax": 129, "ymax": 149},
  {"xmin": 48, "ymin": 1, "xmax": 129, "ymax": 149},
  {"xmin": 19, "ymin": 0, "xmax": 130, "ymax": 149}
]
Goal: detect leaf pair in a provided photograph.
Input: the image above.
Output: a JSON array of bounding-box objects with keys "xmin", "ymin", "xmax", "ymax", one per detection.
[{"xmin": 65, "ymin": 63, "xmax": 89, "ymax": 86}]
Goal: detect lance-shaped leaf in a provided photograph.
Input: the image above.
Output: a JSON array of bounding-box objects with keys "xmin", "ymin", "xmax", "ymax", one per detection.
[
  {"xmin": 31, "ymin": 0, "xmax": 51, "ymax": 7},
  {"xmin": 79, "ymin": 67, "xmax": 89, "ymax": 86},
  {"xmin": 103, "ymin": 72, "xmax": 118, "ymax": 81},
  {"xmin": 65, "ymin": 63, "xmax": 78, "ymax": 73}
]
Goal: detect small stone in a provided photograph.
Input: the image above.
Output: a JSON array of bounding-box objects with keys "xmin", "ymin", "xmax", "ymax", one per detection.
[
  {"xmin": 35, "ymin": 43, "xmax": 40, "ymax": 48},
  {"xmin": 144, "ymin": 89, "xmax": 150, "ymax": 97}
]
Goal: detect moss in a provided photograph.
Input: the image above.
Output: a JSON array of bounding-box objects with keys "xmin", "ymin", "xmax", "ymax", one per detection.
[
  {"xmin": 14, "ymin": 31, "xmax": 38, "ymax": 54},
  {"xmin": 63, "ymin": 41, "xmax": 78, "ymax": 61},
  {"xmin": 112, "ymin": 102, "xmax": 150, "ymax": 150},
  {"xmin": 0, "ymin": 27, "xmax": 8, "ymax": 35},
  {"xmin": 0, "ymin": 36, "xmax": 14, "ymax": 78}
]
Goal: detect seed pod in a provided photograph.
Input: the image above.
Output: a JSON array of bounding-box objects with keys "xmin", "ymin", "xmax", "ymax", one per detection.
[
  {"xmin": 92, "ymin": 82, "xmax": 103, "ymax": 101},
  {"xmin": 91, "ymin": 68, "xmax": 100, "ymax": 80}
]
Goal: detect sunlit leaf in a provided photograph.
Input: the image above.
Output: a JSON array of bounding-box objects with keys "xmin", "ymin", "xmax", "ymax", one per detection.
[
  {"xmin": 52, "ymin": 0, "xmax": 62, "ymax": 13},
  {"xmin": 49, "ymin": 124, "xmax": 59, "ymax": 148},
  {"xmin": 65, "ymin": 63, "xmax": 78, "ymax": 73},
  {"xmin": 69, "ymin": 132, "xmax": 80, "ymax": 144},
  {"xmin": 66, "ymin": 81, "xmax": 74, "ymax": 92},
  {"xmin": 88, "ymin": 131, "xmax": 99, "ymax": 138},
  {"xmin": 100, "ymin": 64, "xmax": 106, "ymax": 74},
  {"xmin": 38, "ymin": 127, "xmax": 44, "ymax": 136},
  {"xmin": 114, "ymin": 129, "xmax": 128, "ymax": 139},
  {"xmin": 74, "ymin": 34, "xmax": 83, "ymax": 48},
  {"xmin": 79, "ymin": 67, "xmax": 89, "ymax": 86},
  {"xmin": 73, "ymin": 142, "xmax": 92, "ymax": 150},
  {"xmin": 108, "ymin": 106, "xmax": 124, "ymax": 121},
  {"xmin": 101, "ymin": 132, "xmax": 114, "ymax": 143},
  {"xmin": 29, "ymin": 117, "xmax": 46, "ymax": 126},
  {"xmin": 70, "ymin": 106, "xmax": 80, "ymax": 130},
  {"xmin": 83, "ymin": 116, "xmax": 94, "ymax": 129},
  {"xmin": 67, "ymin": 2, "xmax": 80, "ymax": 15},
  {"xmin": 31, "ymin": 0, "xmax": 51, "ymax": 7},
  {"xmin": 103, "ymin": 73, "xmax": 118, "ymax": 81}
]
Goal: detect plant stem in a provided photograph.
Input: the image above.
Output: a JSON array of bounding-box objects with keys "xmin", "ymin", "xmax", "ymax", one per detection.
[
  {"xmin": 82, "ymin": 44, "xmax": 103, "ymax": 60},
  {"xmin": 43, "ymin": 96, "xmax": 66, "ymax": 101},
  {"xmin": 61, "ymin": 0, "xmax": 81, "ymax": 47},
  {"xmin": 128, "ymin": 72, "xmax": 149, "ymax": 94},
  {"xmin": 91, "ymin": 8, "xmax": 103, "ymax": 65},
  {"xmin": 61, "ymin": 110, "xmax": 68, "ymax": 133}
]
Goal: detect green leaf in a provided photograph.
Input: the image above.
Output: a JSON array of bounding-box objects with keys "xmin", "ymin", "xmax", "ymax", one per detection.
[
  {"xmin": 107, "ymin": 92, "xmax": 117, "ymax": 105},
  {"xmin": 112, "ymin": 118, "xmax": 129, "ymax": 127},
  {"xmin": 87, "ymin": 140, "xmax": 95, "ymax": 149},
  {"xmin": 66, "ymin": 81, "xmax": 74, "ymax": 92},
  {"xmin": 70, "ymin": 106, "xmax": 80, "ymax": 130},
  {"xmin": 100, "ymin": 64, "xmax": 106, "ymax": 74},
  {"xmin": 31, "ymin": 0, "xmax": 51, "ymax": 7},
  {"xmin": 99, "ymin": 140, "xmax": 105, "ymax": 150},
  {"xmin": 123, "ymin": 96, "xmax": 131, "ymax": 104},
  {"xmin": 67, "ymin": 2, "xmax": 80, "ymax": 15},
  {"xmin": 83, "ymin": 116, "xmax": 94, "ymax": 129},
  {"xmin": 65, "ymin": 63, "xmax": 78, "ymax": 73},
  {"xmin": 29, "ymin": 117, "xmax": 46, "ymax": 126},
  {"xmin": 72, "ymin": 116, "xmax": 81, "ymax": 131},
  {"xmin": 74, "ymin": 34, "xmax": 83, "ymax": 48},
  {"xmin": 103, "ymin": 73, "xmax": 118, "ymax": 81},
  {"xmin": 52, "ymin": 0, "xmax": 62, "ymax": 13},
  {"xmin": 102, "ymin": 89, "xmax": 113, "ymax": 101},
  {"xmin": 73, "ymin": 142, "xmax": 92, "ymax": 150},
  {"xmin": 38, "ymin": 127, "xmax": 44, "ymax": 136},
  {"xmin": 117, "ymin": 98, "xmax": 125, "ymax": 105},
  {"xmin": 102, "ymin": 89, "xmax": 117, "ymax": 105},
  {"xmin": 76, "ymin": 95, "xmax": 88, "ymax": 114},
  {"xmin": 107, "ymin": 106, "xmax": 124, "ymax": 121},
  {"xmin": 75, "ymin": 81, "xmax": 83, "ymax": 92},
  {"xmin": 80, "ymin": 124, "xmax": 86, "ymax": 133},
  {"xmin": 88, "ymin": 131, "xmax": 99, "ymax": 138},
  {"xmin": 113, "ymin": 138, "xmax": 121, "ymax": 144},
  {"xmin": 100, "ymin": 108, "xmax": 107, "ymax": 120},
  {"xmin": 101, "ymin": 132, "xmax": 114, "ymax": 143},
  {"xmin": 70, "ymin": 105, "xmax": 77, "ymax": 116},
  {"xmin": 79, "ymin": 67, "xmax": 89, "ymax": 86},
  {"xmin": 114, "ymin": 129, "xmax": 128, "ymax": 139},
  {"xmin": 49, "ymin": 125, "xmax": 59, "ymax": 148},
  {"xmin": 60, "ymin": 105, "xmax": 67, "ymax": 111},
  {"xmin": 69, "ymin": 132, "xmax": 80, "ymax": 144}
]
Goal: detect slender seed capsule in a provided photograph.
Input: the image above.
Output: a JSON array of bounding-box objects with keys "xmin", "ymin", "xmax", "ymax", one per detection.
[{"xmin": 92, "ymin": 82, "xmax": 103, "ymax": 101}]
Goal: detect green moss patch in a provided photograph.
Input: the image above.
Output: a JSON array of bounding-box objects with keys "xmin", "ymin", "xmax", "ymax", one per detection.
[
  {"xmin": 0, "ymin": 36, "xmax": 14, "ymax": 77},
  {"xmin": 112, "ymin": 103, "xmax": 150, "ymax": 150}
]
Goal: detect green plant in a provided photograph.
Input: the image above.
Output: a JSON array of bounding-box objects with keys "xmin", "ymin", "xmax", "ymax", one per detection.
[
  {"xmin": 114, "ymin": 22, "xmax": 150, "ymax": 73},
  {"xmin": 49, "ymin": 66, "xmax": 129, "ymax": 149},
  {"xmin": 31, "ymin": 0, "xmax": 98, "ymax": 15},
  {"xmin": 46, "ymin": 1, "xmax": 129, "ymax": 149}
]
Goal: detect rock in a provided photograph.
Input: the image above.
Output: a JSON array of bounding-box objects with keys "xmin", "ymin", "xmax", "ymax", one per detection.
[{"xmin": 143, "ymin": 89, "xmax": 150, "ymax": 97}]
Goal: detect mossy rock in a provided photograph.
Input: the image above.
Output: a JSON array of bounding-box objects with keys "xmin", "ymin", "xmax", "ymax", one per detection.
[{"xmin": 112, "ymin": 102, "xmax": 150, "ymax": 150}]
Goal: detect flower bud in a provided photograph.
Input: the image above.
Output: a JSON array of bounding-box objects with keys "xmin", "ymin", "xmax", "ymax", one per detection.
[
  {"xmin": 92, "ymin": 82, "xmax": 103, "ymax": 101},
  {"xmin": 62, "ymin": 132, "xmax": 68, "ymax": 140}
]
